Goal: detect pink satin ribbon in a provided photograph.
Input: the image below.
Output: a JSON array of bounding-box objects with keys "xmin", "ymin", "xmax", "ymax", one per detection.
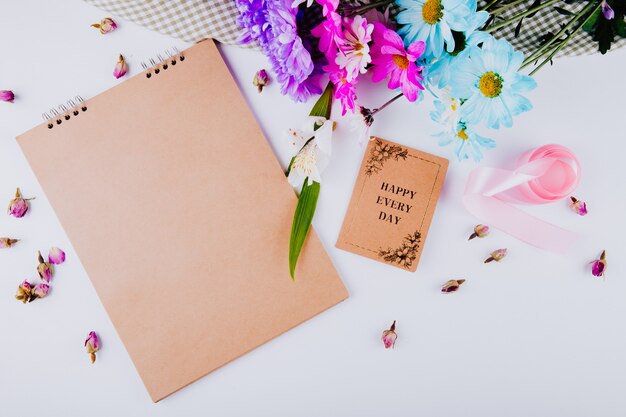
[{"xmin": 463, "ymin": 144, "xmax": 581, "ymax": 253}]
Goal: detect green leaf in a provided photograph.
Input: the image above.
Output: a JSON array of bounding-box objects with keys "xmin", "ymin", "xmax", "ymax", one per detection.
[
  {"xmin": 309, "ymin": 82, "xmax": 334, "ymax": 120},
  {"xmin": 289, "ymin": 179, "xmax": 321, "ymax": 280},
  {"xmin": 554, "ymin": 6, "xmax": 575, "ymax": 16},
  {"xmin": 583, "ymin": 8, "xmax": 600, "ymax": 31}
]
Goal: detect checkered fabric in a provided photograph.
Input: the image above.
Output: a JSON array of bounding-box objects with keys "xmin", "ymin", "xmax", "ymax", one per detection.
[{"xmin": 83, "ymin": 0, "xmax": 625, "ymax": 57}]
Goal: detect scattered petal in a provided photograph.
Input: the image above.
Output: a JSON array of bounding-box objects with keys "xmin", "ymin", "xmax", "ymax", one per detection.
[
  {"xmin": 468, "ymin": 224, "xmax": 490, "ymax": 240},
  {"xmin": 48, "ymin": 247, "xmax": 66, "ymax": 265},
  {"xmin": 15, "ymin": 280, "xmax": 32, "ymax": 303},
  {"xmin": 381, "ymin": 320, "xmax": 397, "ymax": 349},
  {"xmin": 253, "ymin": 69, "xmax": 270, "ymax": 93},
  {"xmin": 32, "ymin": 283, "xmax": 50, "ymax": 300},
  {"xmin": 0, "ymin": 90, "xmax": 15, "ymax": 103},
  {"xmin": 7, "ymin": 188, "xmax": 33, "ymax": 218},
  {"xmin": 37, "ymin": 251, "xmax": 53, "ymax": 283},
  {"xmin": 441, "ymin": 279, "xmax": 466, "ymax": 294},
  {"xmin": 569, "ymin": 196, "xmax": 587, "ymax": 216},
  {"xmin": 113, "ymin": 54, "xmax": 127, "ymax": 79},
  {"xmin": 591, "ymin": 250, "xmax": 607, "ymax": 277},
  {"xmin": 485, "ymin": 248, "xmax": 507, "ymax": 263},
  {"xmin": 85, "ymin": 331, "xmax": 101, "ymax": 363},
  {"xmin": 91, "ymin": 17, "xmax": 117, "ymax": 34},
  {"xmin": 0, "ymin": 238, "xmax": 19, "ymax": 249}
]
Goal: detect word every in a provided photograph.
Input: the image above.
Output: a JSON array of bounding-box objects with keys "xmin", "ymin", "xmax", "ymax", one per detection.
[{"xmin": 376, "ymin": 182, "xmax": 416, "ymax": 225}]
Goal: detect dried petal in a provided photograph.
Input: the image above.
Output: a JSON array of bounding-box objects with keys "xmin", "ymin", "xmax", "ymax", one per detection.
[
  {"xmin": 85, "ymin": 331, "xmax": 101, "ymax": 363},
  {"xmin": 569, "ymin": 196, "xmax": 587, "ymax": 216},
  {"xmin": 0, "ymin": 238, "xmax": 19, "ymax": 249},
  {"xmin": 48, "ymin": 247, "xmax": 66, "ymax": 265},
  {"xmin": 32, "ymin": 283, "xmax": 50, "ymax": 299},
  {"xmin": 468, "ymin": 224, "xmax": 490, "ymax": 240},
  {"xmin": 15, "ymin": 280, "xmax": 33, "ymax": 303},
  {"xmin": 113, "ymin": 54, "xmax": 127, "ymax": 79},
  {"xmin": 7, "ymin": 188, "xmax": 33, "ymax": 218},
  {"xmin": 441, "ymin": 279, "xmax": 466, "ymax": 294},
  {"xmin": 484, "ymin": 248, "xmax": 507, "ymax": 263},
  {"xmin": 381, "ymin": 320, "xmax": 397, "ymax": 349},
  {"xmin": 37, "ymin": 251, "xmax": 53, "ymax": 283},
  {"xmin": 91, "ymin": 17, "xmax": 118, "ymax": 34},
  {"xmin": 253, "ymin": 69, "xmax": 270, "ymax": 93},
  {"xmin": 0, "ymin": 90, "xmax": 15, "ymax": 103},
  {"xmin": 591, "ymin": 250, "xmax": 607, "ymax": 277}
]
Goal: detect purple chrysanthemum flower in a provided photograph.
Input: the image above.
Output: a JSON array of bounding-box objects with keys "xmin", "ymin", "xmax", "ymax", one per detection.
[{"xmin": 235, "ymin": 0, "xmax": 321, "ymax": 102}]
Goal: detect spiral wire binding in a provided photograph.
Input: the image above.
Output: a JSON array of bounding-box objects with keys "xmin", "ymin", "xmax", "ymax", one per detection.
[
  {"xmin": 42, "ymin": 95, "xmax": 87, "ymax": 129},
  {"xmin": 140, "ymin": 46, "xmax": 185, "ymax": 79}
]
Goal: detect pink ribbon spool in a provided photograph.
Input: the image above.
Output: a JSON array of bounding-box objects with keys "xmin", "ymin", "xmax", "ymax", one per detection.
[{"xmin": 463, "ymin": 144, "xmax": 581, "ymax": 253}]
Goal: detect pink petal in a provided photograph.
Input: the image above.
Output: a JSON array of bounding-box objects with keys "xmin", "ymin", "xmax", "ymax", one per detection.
[
  {"xmin": 48, "ymin": 247, "xmax": 66, "ymax": 264},
  {"xmin": 406, "ymin": 41, "xmax": 426, "ymax": 60}
]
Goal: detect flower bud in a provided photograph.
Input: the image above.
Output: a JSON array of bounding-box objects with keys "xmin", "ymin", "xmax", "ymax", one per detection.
[
  {"xmin": 37, "ymin": 251, "xmax": 53, "ymax": 283},
  {"xmin": 253, "ymin": 69, "xmax": 270, "ymax": 93},
  {"xmin": 441, "ymin": 279, "xmax": 465, "ymax": 294},
  {"xmin": 0, "ymin": 90, "xmax": 15, "ymax": 103},
  {"xmin": 484, "ymin": 248, "xmax": 507, "ymax": 263},
  {"xmin": 7, "ymin": 188, "xmax": 32, "ymax": 218},
  {"xmin": 381, "ymin": 320, "xmax": 397, "ymax": 349},
  {"xmin": 15, "ymin": 280, "xmax": 33, "ymax": 303},
  {"xmin": 32, "ymin": 283, "xmax": 50, "ymax": 300},
  {"xmin": 85, "ymin": 331, "xmax": 101, "ymax": 363},
  {"xmin": 91, "ymin": 17, "xmax": 118, "ymax": 34},
  {"xmin": 113, "ymin": 54, "xmax": 127, "ymax": 79},
  {"xmin": 591, "ymin": 250, "xmax": 607, "ymax": 277},
  {"xmin": 569, "ymin": 196, "xmax": 587, "ymax": 216},
  {"xmin": 0, "ymin": 238, "xmax": 19, "ymax": 249},
  {"xmin": 468, "ymin": 224, "xmax": 490, "ymax": 240}
]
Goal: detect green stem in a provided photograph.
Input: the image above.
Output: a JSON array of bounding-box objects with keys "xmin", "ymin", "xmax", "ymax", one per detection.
[
  {"xmin": 480, "ymin": 0, "xmax": 502, "ymax": 12},
  {"xmin": 489, "ymin": 0, "xmax": 529, "ymax": 15},
  {"xmin": 371, "ymin": 93, "xmax": 404, "ymax": 116},
  {"xmin": 343, "ymin": 0, "xmax": 394, "ymax": 15},
  {"xmin": 521, "ymin": 0, "xmax": 598, "ymax": 68},
  {"xmin": 528, "ymin": 1, "xmax": 603, "ymax": 75},
  {"xmin": 485, "ymin": 0, "xmax": 560, "ymax": 33}
]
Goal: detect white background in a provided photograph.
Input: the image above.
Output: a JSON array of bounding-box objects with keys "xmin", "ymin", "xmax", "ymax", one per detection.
[{"xmin": 1, "ymin": 1, "xmax": 625, "ymax": 416}]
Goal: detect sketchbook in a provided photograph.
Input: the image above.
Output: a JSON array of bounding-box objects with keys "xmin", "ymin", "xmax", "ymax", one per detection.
[{"xmin": 17, "ymin": 40, "xmax": 348, "ymax": 402}]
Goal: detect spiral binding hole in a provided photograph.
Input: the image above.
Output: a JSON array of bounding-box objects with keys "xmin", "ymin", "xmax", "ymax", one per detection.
[
  {"xmin": 56, "ymin": 119, "xmax": 62, "ymax": 125},
  {"xmin": 64, "ymin": 114, "xmax": 71, "ymax": 120},
  {"xmin": 81, "ymin": 106, "xmax": 87, "ymax": 112},
  {"xmin": 73, "ymin": 110, "xmax": 79, "ymax": 116},
  {"xmin": 179, "ymin": 55, "xmax": 185, "ymax": 62},
  {"xmin": 171, "ymin": 59, "xmax": 177, "ymax": 65},
  {"xmin": 162, "ymin": 64, "xmax": 168, "ymax": 70},
  {"xmin": 154, "ymin": 68, "xmax": 160, "ymax": 74},
  {"xmin": 48, "ymin": 123, "xmax": 54, "ymax": 129},
  {"xmin": 146, "ymin": 72, "xmax": 152, "ymax": 78}
]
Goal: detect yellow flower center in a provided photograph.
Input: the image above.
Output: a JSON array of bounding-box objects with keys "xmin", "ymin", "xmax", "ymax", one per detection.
[
  {"xmin": 478, "ymin": 72, "xmax": 503, "ymax": 98},
  {"xmin": 392, "ymin": 54, "xmax": 410, "ymax": 70},
  {"xmin": 422, "ymin": 0, "xmax": 444, "ymax": 25},
  {"xmin": 354, "ymin": 42, "xmax": 364, "ymax": 51},
  {"xmin": 457, "ymin": 128, "xmax": 469, "ymax": 140}
]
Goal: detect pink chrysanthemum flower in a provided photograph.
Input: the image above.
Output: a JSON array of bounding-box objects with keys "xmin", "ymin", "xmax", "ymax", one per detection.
[
  {"xmin": 370, "ymin": 22, "xmax": 425, "ymax": 102},
  {"xmin": 335, "ymin": 15, "xmax": 374, "ymax": 82}
]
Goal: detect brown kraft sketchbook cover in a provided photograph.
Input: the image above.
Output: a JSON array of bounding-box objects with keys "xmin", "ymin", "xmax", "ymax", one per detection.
[
  {"xmin": 16, "ymin": 40, "xmax": 348, "ymax": 402},
  {"xmin": 336, "ymin": 137, "xmax": 448, "ymax": 272}
]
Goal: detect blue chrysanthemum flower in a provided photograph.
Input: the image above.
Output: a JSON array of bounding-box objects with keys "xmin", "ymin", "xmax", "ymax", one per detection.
[
  {"xmin": 427, "ymin": 4, "xmax": 490, "ymax": 89},
  {"xmin": 395, "ymin": 0, "xmax": 473, "ymax": 59},
  {"xmin": 448, "ymin": 36, "xmax": 537, "ymax": 129},
  {"xmin": 434, "ymin": 120, "xmax": 495, "ymax": 162}
]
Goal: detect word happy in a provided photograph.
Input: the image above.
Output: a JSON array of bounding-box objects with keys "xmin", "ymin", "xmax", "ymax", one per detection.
[{"xmin": 376, "ymin": 182, "xmax": 416, "ymax": 225}]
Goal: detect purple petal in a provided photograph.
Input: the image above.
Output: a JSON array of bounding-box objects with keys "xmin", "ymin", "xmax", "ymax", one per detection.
[{"xmin": 602, "ymin": 1, "xmax": 615, "ymax": 20}]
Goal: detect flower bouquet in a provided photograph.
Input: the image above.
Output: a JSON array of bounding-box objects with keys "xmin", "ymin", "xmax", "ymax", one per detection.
[{"xmin": 234, "ymin": 0, "xmax": 623, "ymax": 277}]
